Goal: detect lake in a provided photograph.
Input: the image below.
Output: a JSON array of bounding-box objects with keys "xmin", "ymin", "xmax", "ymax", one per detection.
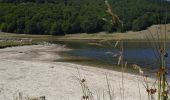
[{"xmin": 55, "ymin": 40, "xmax": 170, "ymax": 77}]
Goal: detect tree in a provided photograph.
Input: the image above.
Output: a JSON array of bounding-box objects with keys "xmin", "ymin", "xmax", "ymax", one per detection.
[
  {"xmin": 1, "ymin": 23, "xmax": 8, "ymax": 32},
  {"xmin": 102, "ymin": 21, "xmax": 114, "ymax": 33},
  {"xmin": 50, "ymin": 22, "xmax": 64, "ymax": 35},
  {"xmin": 7, "ymin": 21, "xmax": 16, "ymax": 32},
  {"xmin": 16, "ymin": 19, "xmax": 25, "ymax": 33},
  {"xmin": 62, "ymin": 21, "xmax": 71, "ymax": 34},
  {"xmin": 132, "ymin": 13, "xmax": 157, "ymax": 31},
  {"xmin": 70, "ymin": 20, "xmax": 82, "ymax": 33},
  {"xmin": 24, "ymin": 20, "xmax": 37, "ymax": 34}
]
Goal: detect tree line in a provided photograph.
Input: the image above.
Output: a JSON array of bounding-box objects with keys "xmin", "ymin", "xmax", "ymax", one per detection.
[{"xmin": 0, "ymin": 0, "xmax": 170, "ymax": 35}]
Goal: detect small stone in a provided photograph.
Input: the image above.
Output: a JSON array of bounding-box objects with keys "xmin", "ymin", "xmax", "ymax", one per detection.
[{"xmin": 50, "ymin": 66, "xmax": 54, "ymax": 68}]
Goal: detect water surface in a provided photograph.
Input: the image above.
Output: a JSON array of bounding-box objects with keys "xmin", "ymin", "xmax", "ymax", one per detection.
[{"xmin": 55, "ymin": 40, "xmax": 170, "ymax": 77}]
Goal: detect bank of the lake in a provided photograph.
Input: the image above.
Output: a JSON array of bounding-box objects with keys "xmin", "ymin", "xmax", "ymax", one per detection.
[{"xmin": 0, "ymin": 44, "xmax": 155, "ymax": 100}]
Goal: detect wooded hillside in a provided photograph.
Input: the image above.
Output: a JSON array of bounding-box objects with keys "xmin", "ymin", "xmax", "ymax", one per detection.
[{"xmin": 0, "ymin": 0, "xmax": 170, "ymax": 35}]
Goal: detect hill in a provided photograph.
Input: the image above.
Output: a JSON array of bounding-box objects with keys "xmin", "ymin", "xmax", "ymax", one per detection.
[{"xmin": 0, "ymin": 0, "xmax": 170, "ymax": 35}]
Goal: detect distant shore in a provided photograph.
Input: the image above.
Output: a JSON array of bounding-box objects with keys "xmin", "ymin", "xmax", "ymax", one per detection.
[
  {"xmin": 57, "ymin": 24, "xmax": 170, "ymax": 40},
  {"xmin": 0, "ymin": 24, "xmax": 170, "ymax": 44}
]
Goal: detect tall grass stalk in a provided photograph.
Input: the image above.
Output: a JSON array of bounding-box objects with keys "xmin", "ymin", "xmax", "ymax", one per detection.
[
  {"xmin": 105, "ymin": 73, "xmax": 113, "ymax": 100},
  {"xmin": 105, "ymin": 0, "xmax": 125, "ymax": 100},
  {"xmin": 137, "ymin": 76, "xmax": 142, "ymax": 100},
  {"xmin": 156, "ymin": 0, "xmax": 168, "ymax": 99},
  {"xmin": 121, "ymin": 40, "xmax": 125, "ymax": 100},
  {"xmin": 74, "ymin": 68, "xmax": 95, "ymax": 100}
]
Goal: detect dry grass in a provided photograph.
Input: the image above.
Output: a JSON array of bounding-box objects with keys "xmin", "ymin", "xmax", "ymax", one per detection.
[{"xmin": 56, "ymin": 24, "xmax": 170, "ymax": 41}]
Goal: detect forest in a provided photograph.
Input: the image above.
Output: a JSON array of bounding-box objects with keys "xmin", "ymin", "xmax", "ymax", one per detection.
[{"xmin": 0, "ymin": 0, "xmax": 170, "ymax": 35}]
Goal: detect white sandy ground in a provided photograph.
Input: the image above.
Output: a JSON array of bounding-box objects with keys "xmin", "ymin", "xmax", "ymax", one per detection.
[{"xmin": 0, "ymin": 44, "xmax": 157, "ymax": 100}]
